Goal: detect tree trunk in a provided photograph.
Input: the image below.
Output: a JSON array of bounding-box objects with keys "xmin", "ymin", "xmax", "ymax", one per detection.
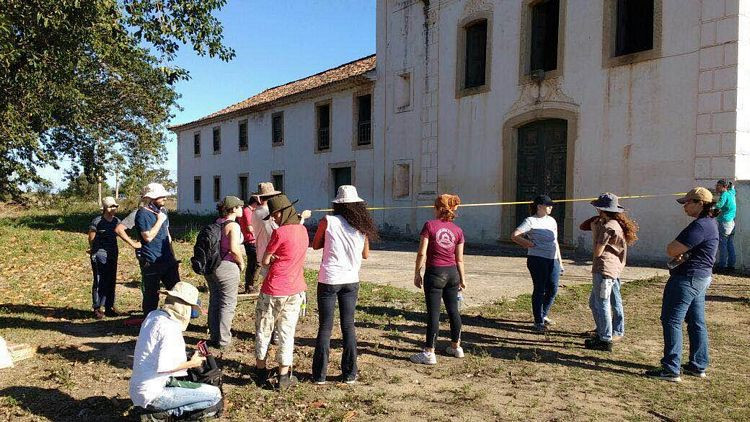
[{"xmin": 97, "ymin": 178, "xmax": 102, "ymax": 205}]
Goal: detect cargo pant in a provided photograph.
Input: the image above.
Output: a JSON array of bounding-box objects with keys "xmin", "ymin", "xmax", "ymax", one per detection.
[{"xmin": 254, "ymin": 292, "xmax": 304, "ymax": 366}]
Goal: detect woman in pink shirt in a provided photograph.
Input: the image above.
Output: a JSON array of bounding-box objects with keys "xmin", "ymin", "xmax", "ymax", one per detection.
[{"xmin": 411, "ymin": 194, "xmax": 466, "ymax": 365}]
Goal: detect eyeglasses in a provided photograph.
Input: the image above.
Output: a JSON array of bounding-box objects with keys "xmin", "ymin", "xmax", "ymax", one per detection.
[{"xmin": 108, "ymin": 205, "xmax": 119, "ymax": 209}]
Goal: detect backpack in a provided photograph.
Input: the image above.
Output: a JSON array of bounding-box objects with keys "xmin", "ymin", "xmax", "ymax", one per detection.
[{"xmin": 190, "ymin": 220, "xmax": 236, "ymax": 276}]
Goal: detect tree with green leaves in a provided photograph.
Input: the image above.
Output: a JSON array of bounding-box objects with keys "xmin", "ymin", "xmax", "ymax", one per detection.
[{"xmin": 0, "ymin": 0, "xmax": 235, "ymax": 201}]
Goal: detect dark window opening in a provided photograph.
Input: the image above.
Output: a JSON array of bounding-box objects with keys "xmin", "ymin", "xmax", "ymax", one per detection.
[
  {"xmin": 238, "ymin": 175, "xmax": 248, "ymax": 202},
  {"xmin": 332, "ymin": 167, "xmax": 352, "ymax": 198},
  {"xmin": 272, "ymin": 174, "xmax": 284, "ymax": 194},
  {"xmin": 212, "ymin": 127, "xmax": 221, "ymax": 153},
  {"xmin": 357, "ymin": 94, "xmax": 372, "ymax": 146},
  {"xmin": 530, "ymin": 0, "xmax": 560, "ymax": 73},
  {"xmin": 272, "ymin": 112, "xmax": 284, "ymax": 145},
  {"xmin": 238, "ymin": 121, "xmax": 248, "ymax": 150},
  {"xmin": 213, "ymin": 176, "xmax": 221, "ymax": 202},
  {"xmin": 615, "ymin": 0, "xmax": 654, "ymax": 56},
  {"xmin": 193, "ymin": 133, "xmax": 200, "ymax": 155},
  {"xmin": 193, "ymin": 177, "xmax": 201, "ymax": 203},
  {"xmin": 317, "ymin": 103, "xmax": 331, "ymax": 151},
  {"xmin": 464, "ymin": 20, "xmax": 487, "ymax": 89}
]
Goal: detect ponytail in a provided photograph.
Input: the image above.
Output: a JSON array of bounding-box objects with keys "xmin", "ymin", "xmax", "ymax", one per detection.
[{"xmin": 435, "ymin": 194, "xmax": 461, "ymax": 221}]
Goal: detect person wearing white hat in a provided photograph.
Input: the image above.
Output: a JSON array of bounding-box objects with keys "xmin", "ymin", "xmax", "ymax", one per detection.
[
  {"xmin": 130, "ymin": 282, "xmax": 222, "ymax": 419},
  {"xmin": 135, "ymin": 183, "xmax": 180, "ymax": 315},
  {"xmin": 87, "ymin": 196, "xmax": 141, "ymax": 319},
  {"xmin": 310, "ymin": 185, "xmax": 378, "ymax": 384}
]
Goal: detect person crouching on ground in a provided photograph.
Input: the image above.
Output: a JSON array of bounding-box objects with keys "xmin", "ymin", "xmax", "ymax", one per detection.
[
  {"xmin": 311, "ymin": 185, "xmax": 378, "ymax": 383},
  {"xmin": 254, "ymin": 195, "xmax": 309, "ymax": 389},
  {"xmin": 646, "ymin": 187, "xmax": 718, "ymax": 382},
  {"xmin": 579, "ymin": 193, "xmax": 639, "ymax": 351},
  {"xmin": 411, "ymin": 194, "xmax": 466, "ymax": 365},
  {"xmin": 511, "ymin": 194, "xmax": 564, "ymax": 332},
  {"xmin": 206, "ymin": 196, "xmax": 245, "ymax": 350},
  {"xmin": 88, "ymin": 196, "xmax": 141, "ymax": 319},
  {"xmin": 129, "ymin": 282, "xmax": 222, "ymax": 419}
]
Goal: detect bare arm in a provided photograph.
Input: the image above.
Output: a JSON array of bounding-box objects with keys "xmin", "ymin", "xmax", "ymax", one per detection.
[
  {"xmin": 362, "ymin": 237, "xmax": 370, "ymax": 259},
  {"xmin": 666, "ymin": 240, "xmax": 690, "ymax": 258},
  {"xmin": 312, "ymin": 218, "xmax": 327, "ymax": 250},
  {"xmin": 115, "ymin": 224, "xmax": 141, "ymax": 249},
  {"xmin": 511, "ymin": 229, "xmax": 534, "ymax": 249},
  {"xmin": 593, "ymin": 243, "xmax": 606, "ymax": 258},
  {"xmin": 228, "ymin": 223, "xmax": 245, "ymax": 271},
  {"xmin": 455, "ymin": 242, "xmax": 466, "ymax": 290},
  {"xmin": 262, "ymin": 250, "xmax": 276, "ymax": 267},
  {"xmin": 414, "ymin": 236, "xmax": 429, "ymax": 288},
  {"xmin": 87, "ymin": 230, "xmax": 96, "ymax": 249}
]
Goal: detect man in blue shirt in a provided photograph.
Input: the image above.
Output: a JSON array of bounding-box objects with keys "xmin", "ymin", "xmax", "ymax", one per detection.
[
  {"xmin": 714, "ymin": 179, "xmax": 736, "ymax": 273},
  {"xmin": 135, "ymin": 183, "xmax": 181, "ymax": 315}
]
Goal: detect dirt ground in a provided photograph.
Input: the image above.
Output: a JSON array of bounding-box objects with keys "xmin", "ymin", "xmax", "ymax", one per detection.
[{"xmin": 305, "ymin": 240, "xmax": 669, "ymax": 306}]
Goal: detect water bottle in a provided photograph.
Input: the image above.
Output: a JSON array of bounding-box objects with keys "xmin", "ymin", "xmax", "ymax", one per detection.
[{"xmin": 457, "ymin": 291, "xmax": 464, "ymax": 310}]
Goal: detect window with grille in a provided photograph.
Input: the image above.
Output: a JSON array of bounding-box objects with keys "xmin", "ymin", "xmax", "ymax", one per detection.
[
  {"xmin": 356, "ymin": 94, "xmax": 372, "ymax": 146},
  {"xmin": 193, "ymin": 132, "xmax": 200, "ymax": 156},
  {"xmin": 212, "ymin": 127, "xmax": 221, "ymax": 153},
  {"xmin": 316, "ymin": 103, "xmax": 331, "ymax": 151},
  {"xmin": 272, "ymin": 112, "xmax": 284, "ymax": 145},
  {"xmin": 238, "ymin": 120, "xmax": 248, "ymax": 151}
]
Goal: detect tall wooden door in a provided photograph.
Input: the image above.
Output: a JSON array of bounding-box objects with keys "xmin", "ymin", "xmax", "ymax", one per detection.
[{"xmin": 516, "ymin": 119, "xmax": 567, "ymax": 240}]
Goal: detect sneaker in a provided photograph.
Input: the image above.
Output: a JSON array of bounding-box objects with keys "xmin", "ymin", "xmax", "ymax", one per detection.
[
  {"xmin": 584, "ymin": 337, "xmax": 613, "ymax": 352},
  {"xmin": 682, "ymin": 363, "xmax": 707, "ymax": 378},
  {"xmin": 93, "ymin": 309, "xmax": 105, "ymax": 320},
  {"xmin": 533, "ymin": 323, "xmax": 546, "ymax": 333},
  {"xmin": 343, "ymin": 374, "xmax": 357, "ymax": 384},
  {"xmin": 313, "ymin": 379, "xmax": 327, "ymax": 385},
  {"xmin": 140, "ymin": 411, "xmax": 172, "ymax": 421},
  {"xmin": 104, "ymin": 308, "xmax": 122, "ymax": 317},
  {"xmin": 543, "ymin": 316, "xmax": 555, "ymax": 326},
  {"xmin": 410, "ymin": 351, "xmax": 437, "ymax": 365},
  {"xmin": 645, "ymin": 368, "xmax": 682, "ymax": 383},
  {"xmin": 444, "ymin": 345, "xmax": 465, "ymax": 358},
  {"xmin": 277, "ymin": 373, "xmax": 298, "ymax": 390}
]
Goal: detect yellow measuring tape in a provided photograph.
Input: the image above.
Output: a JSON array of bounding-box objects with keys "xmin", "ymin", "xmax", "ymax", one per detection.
[{"xmin": 311, "ymin": 192, "xmax": 687, "ymax": 213}]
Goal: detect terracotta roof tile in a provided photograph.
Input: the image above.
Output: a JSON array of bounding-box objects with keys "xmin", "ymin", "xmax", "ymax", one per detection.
[{"xmin": 170, "ymin": 54, "xmax": 376, "ymax": 131}]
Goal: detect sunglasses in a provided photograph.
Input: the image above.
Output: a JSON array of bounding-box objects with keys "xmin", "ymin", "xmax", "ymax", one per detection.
[{"xmin": 107, "ymin": 205, "xmax": 119, "ymax": 209}]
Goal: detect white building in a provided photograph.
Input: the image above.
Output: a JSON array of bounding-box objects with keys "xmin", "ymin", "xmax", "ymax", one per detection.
[{"xmin": 172, "ymin": 0, "xmax": 748, "ymax": 268}]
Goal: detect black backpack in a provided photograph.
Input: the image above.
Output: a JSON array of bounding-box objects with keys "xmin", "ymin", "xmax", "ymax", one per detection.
[{"xmin": 190, "ymin": 221, "xmax": 236, "ymax": 276}]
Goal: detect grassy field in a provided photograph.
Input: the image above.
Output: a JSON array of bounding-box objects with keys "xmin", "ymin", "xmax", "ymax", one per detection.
[{"xmin": 0, "ymin": 205, "xmax": 748, "ymax": 421}]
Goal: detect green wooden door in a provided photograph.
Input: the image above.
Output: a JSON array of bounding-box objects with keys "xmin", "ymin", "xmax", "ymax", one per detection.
[{"xmin": 516, "ymin": 119, "xmax": 567, "ymax": 240}]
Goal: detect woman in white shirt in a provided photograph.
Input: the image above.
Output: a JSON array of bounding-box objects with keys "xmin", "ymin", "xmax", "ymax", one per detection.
[
  {"xmin": 311, "ymin": 185, "xmax": 378, "ymax": 384},
  {"xmin": 511, "ymin": 195, "xmax": 564, "ymax": 332}
]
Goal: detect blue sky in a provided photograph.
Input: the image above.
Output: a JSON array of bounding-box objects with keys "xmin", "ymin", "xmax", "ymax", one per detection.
[{"xmin": 42, "ymin": 0, "xmax": 376, "ymax": 190}]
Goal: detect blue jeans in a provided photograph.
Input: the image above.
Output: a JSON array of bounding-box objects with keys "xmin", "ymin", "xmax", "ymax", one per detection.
[
  {"xmin": 312, "ymin": 282, "xmax": 359, "ymax": 382},
  {"xmin": 660, "ymin": 275, "xmax": 711, "ymax": 374},
  {"xmin": 588, "ymin": 273, "xmax": 625, "ymax": 342},
  {"xmin": 717, "ymin": 220, "xmax": 736, "ymax": 269},
  {"xmin": 148, "ymin": 384, "xmax": 222, "ymax": 417},
  {"xmin": 91, "ymin": 250, "xmax": 117, "ymax": 310},
  {"xmin": 526, "ymin": 256, "xmax": 560, "ymax": 324}
]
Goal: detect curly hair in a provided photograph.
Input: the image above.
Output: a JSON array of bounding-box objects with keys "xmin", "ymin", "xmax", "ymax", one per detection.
[
  {"xmin": 333, "ymin": 202, "xmax": 379, "ymax": 241},
  {"xmin": 435, "ymin": 194, "xmax": 461, "ymax": 221},
  {"xmin": 603, "ymin": 211, "xmax": 639, "ymax": 246}
]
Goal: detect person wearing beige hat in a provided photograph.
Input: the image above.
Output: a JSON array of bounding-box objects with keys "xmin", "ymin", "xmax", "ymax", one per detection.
[
  {"xmin": 87, "ymin": 196, "xmax": 141, "ymax": 319},
  {"xmin": 646, "ymin": 187, "xmax": 718, "ymax": 382}
]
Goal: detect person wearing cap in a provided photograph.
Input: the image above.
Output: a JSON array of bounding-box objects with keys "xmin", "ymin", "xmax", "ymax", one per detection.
[
  {"xmin": 135, "ymin": 183, "xmax": 181, "ymax": 315},
  {"xmin": 255, "ymin": 194, "xmax": 309, "ymax": 389},
  {"xmin": 87, "ymin": 196, "xmax": 141, "ymax": 319},
  {"xmin": 311, "ymin": 185, "xmax": 378, "ymax": 383},
  {"xmin": 511, "ymin": 194, "xmax": 564, "ymax": 332},
  {"xmin": 206, "ymin": 196, "xmax": 246, "ymax": 350},
  {"xmin": 238, "ymin": 195, "xmax": 259, "ymax": 294},
  {"xmin": 130, "ymin": 282, "xmax": 222, "ymax": 419},
  {"xmin": 579, "ymin": 193, "xmax": 639, "ymax": 351},
  {"xmin": 646, "ymin": 187, "xmax": 718, "ymax": 382},
  {"xmin": 714, "ymin": 179, "xmax": 736, "ymax": 274}
]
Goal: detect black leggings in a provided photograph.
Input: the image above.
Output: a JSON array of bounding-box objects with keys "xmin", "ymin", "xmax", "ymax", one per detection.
[{"xmin": 423, "ymin": 266, "xmax": 462, "ymax": 349}]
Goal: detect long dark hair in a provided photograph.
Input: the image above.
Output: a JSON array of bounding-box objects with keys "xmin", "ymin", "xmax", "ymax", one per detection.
[
  {"xmin": 602, "ymin": 211, "xmax": 639, "ymax": 246},
  {"xmin": 333, "ymin": 202, "xmax": 379, "ymax": 241},
  {"xmin": 699, "ymin": 201, "xmax": 717, "ymax": 218}
]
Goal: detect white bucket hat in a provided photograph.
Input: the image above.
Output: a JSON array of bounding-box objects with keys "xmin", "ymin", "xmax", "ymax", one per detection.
[
  {"xmin": 332, "ymin": 185, "xmax": 364, "ymax": 204},
  {"xmin": 163, "ymin": 282, "xmax": 201, "ymax": 308},
  {"xmin": 101, "ymin": 196, "xmax": 119, "ymax": 209},
  {"xmin": 142, "ymin": 183, "xmax": 171, "ymax": 199}
]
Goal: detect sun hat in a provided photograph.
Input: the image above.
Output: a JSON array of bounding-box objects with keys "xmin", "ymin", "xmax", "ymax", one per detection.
[
  {"xmin": 142, "ymin": 183, "xmax": 171, "ymax": 199},
  {"xmin": 219, "ymin": 195, "xmax": 244, "ymax": 210},
  {"xmin": 253, "ymin": 182, "xmax": 282, "ymax": 198},
  {"xmin": 263, "ymin": 194, "xmax": 299, "ymax": 220},
  {"xmin": 591, "ymin": 193, "xmax": 624, "ymax": 213},
  {"xmin": 101, "ymin": 196, "xmax": 119, "ymax": 209},
  {"xmin": 676, "ymin": 187, "xmax": 714, "ymax": 204},
  {"xmin": 163, "ymin": 282, "xmax": 201, "ymax": 308},
  {"xmin": 533, "ymin": 194, "xmax": 555, "ymax": 207},
  {"xmin": 332, "ymin": 185, "xmax": 364, "ymax": 204}
]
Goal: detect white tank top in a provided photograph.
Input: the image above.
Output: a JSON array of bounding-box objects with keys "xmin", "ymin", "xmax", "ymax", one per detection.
[{"xmin": 318, "ymin": 215, "xmax": 365, "ymax": 285}]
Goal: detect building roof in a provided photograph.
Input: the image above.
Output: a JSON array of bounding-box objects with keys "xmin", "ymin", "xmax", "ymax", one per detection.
[{"xmin": 169, "ymin": 54, "xmax": 376, "ymax": 132}]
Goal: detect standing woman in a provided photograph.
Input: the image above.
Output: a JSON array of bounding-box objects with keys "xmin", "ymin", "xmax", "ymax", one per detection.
[
  {"xmin": 646, "ymin": 187, "xmax": 718, "ymax": 382},
  {"xmin": 206, "ymin": 196, "xmax": 245, "ymax": 349},
  {"xmin": 511, "ymin": 195, "xmax": 563, "ymax": 332},
  {"xmin": 579, "ymin": 193, "xmax": 639, "ymax": 351},
  {"xmin": 311, "ymin": 185, "xmax": 378, "ymax": 384},
  {"xmin": 714, "ymin": 179, "xmax": 736, "ymax": 274},
  {"xmin": 411, "ymin": 194, "xmax": 466, "ymax": 365}
]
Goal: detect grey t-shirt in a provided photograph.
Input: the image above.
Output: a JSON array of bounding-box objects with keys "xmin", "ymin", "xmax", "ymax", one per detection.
[
  {"xmin": 120, "ymin": 210, "xmax": 137, "ymax": 230},
  {"xmin": 515, "ymin": 215, "xmax": 559, "ymax": 260}
]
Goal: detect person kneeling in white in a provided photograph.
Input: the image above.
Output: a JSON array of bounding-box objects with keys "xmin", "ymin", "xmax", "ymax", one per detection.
[{"xmin": 129, "ymin": 282, "xmax": 221, "ymax": 418}]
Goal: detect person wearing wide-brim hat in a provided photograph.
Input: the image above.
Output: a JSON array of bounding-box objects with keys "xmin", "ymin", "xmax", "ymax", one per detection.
[
  {"xmin": 254, "ymin": 194, "xmax": 310, "ymax": 389},
  {"xmin": 310, "ymin": 185, "xmax": 379, "ymax": 383},
  {"xmin": 248, "ymin": 182, "xmax": 283, "ymax": 295},
  {"xmin": 130, "ymin": 282, "xmax": 223, "ymax": 419},
  {"xmin": 511, "ymin": 194, "xmax": 564, "ymax": 332},
  {"xmin": 579, "ymin": 193, "xmax": 639, "ymax": 352},
  {"xmin": 646, "ymin": 187, "xmax": 719, "ymax": 382}
]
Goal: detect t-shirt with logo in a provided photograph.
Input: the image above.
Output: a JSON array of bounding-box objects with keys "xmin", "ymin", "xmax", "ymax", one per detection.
[
  {"xmin": 89, "ymin": 215, "xmax": 121, "ymax": 256},
  {"xmin": 670, "ymin": 217, "xmax": 719, "ymax": 278},
  {"xmin": 420, "ymin": 219, "xmax": 465, "ymax": 267},
  {"xmin": 262, "ymin": 224, "xmax": 309, "ymax": 296}
]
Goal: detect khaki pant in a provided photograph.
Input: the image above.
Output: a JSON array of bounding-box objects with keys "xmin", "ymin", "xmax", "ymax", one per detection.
[{"xmin": 255, "ymin": 292, "xmax": 303, "ymax": 366}]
